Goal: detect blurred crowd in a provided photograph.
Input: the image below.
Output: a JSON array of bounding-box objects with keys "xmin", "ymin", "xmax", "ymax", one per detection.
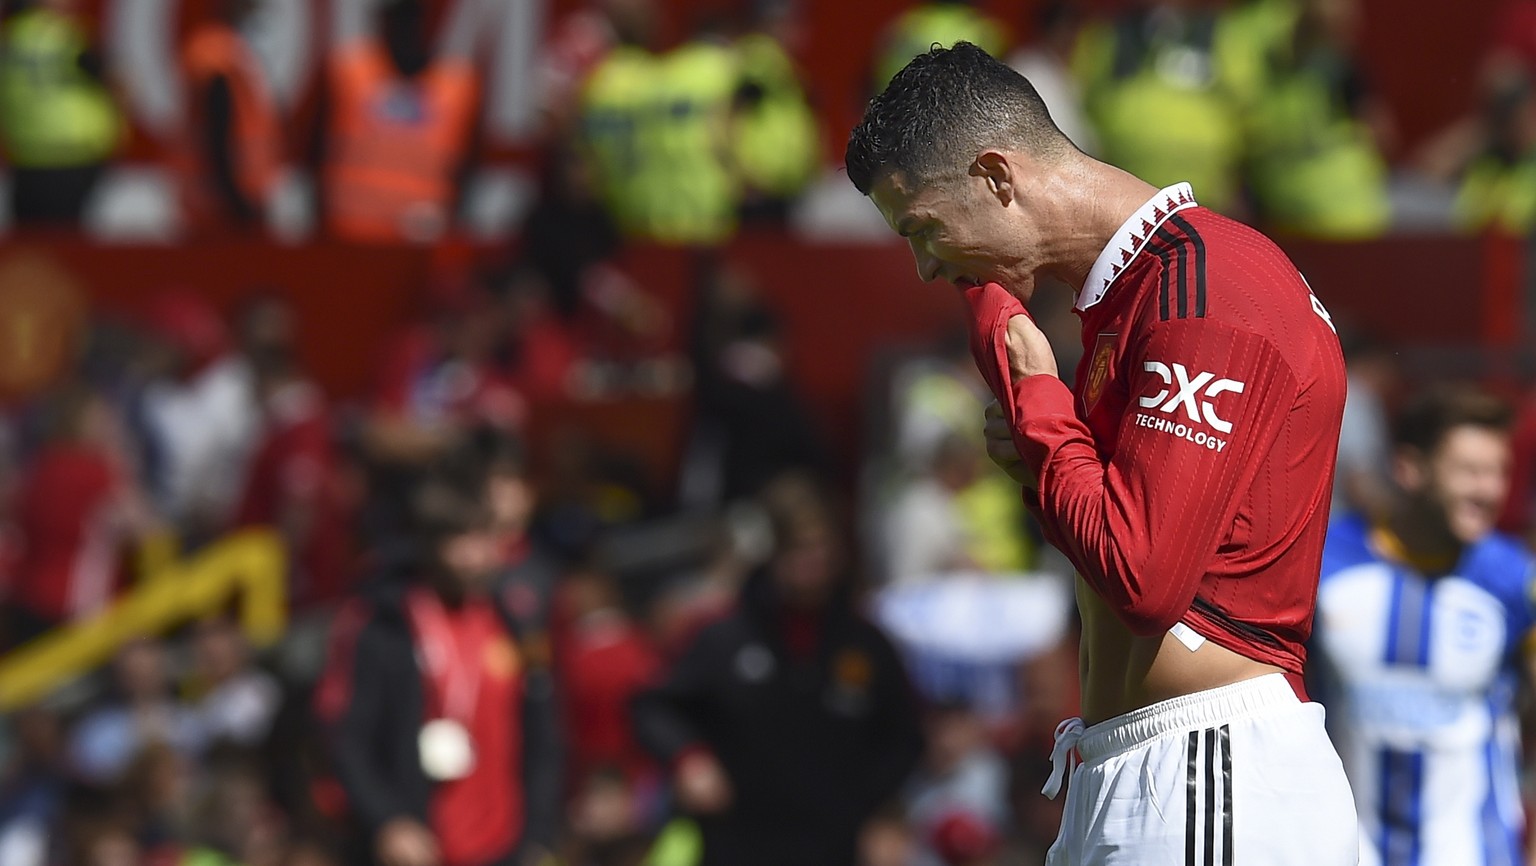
[
  {"xmin": 6, "ymin": 1, "xmax": 1536, "ymax": 866},
  {"xmin": 11, "ymin": 0, "xmax": 1536, "ymax": 242},
  {"xmin": 0, "ymin": 268, "xmax": 1080, "ymax": 866}
]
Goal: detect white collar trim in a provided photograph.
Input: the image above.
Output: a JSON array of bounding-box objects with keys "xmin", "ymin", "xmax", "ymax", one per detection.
[{"xmin": 1076, "ymin": 182, "xmax": 1198, "ymax": 311}]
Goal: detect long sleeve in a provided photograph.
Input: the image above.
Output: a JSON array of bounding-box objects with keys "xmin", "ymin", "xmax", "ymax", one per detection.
[
  {"xmin": 1013, "ymin": 321, "xmax": 1298, "ymax": 635},
  {"xmin": 856, "ymin": 631, "xmax": 925, "ymax": 813},
  {"xmin": 329, "ymin": 618, "xmax": 418, "ymax": 835},
  {"xmin": 964, "ymin": 283, "xmax": 1299, "ymax": 636}
]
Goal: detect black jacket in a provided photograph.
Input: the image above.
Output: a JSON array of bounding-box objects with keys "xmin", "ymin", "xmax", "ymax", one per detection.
[
  {"xmin": 325, "ymin": 554, "xmax": 562, "ymax": 864},
  {"xmin": 632, "ymin": 575, "xmax": 924, "ymax": 866}
]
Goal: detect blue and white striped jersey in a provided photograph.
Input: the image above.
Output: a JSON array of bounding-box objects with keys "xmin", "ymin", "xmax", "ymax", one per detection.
[{"xmin": 1313, "ymin": 514, "xmax": 1536, "ymax": 866}]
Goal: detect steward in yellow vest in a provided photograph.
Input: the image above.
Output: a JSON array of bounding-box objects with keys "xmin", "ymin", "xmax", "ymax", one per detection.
[
  {"xmin": 874, "ymin": 0, "xmax": 1008, "ymax": 91},
  {"xmin": 0, "ymin": 1, "xmax": 122, "ymax": 225},
  {"xmin": 1244, "ymin": 0, "xmax": 1390, "ymax": 238}
]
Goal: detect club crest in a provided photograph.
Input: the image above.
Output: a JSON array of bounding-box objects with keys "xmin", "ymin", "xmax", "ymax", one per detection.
[{"xmin": 1085, "ymin": 334, "xmax": 1117, "ymax": 411}]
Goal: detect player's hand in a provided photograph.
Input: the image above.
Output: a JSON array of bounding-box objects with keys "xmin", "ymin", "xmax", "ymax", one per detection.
[
  {"xmin": 376, "ymin": 818, "xmax": 440, "ymax": 866},
  {"xmin": 1004, "ymin": 313, "xmax": 1058, "ymax": 381},
  {"xmin": 675, "ymin": 750, "xmax": 733, "ymax": 815},
  {"xmin": 984, "ymin": 400, "xmax": 1037, "ymax": 489}
]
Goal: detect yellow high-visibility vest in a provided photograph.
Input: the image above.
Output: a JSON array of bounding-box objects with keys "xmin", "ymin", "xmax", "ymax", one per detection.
[
  {"xmin": 0, "ymin": 8, "xmax": 122, "ymax": 167},
  {"xmin": 732, "ymin": 33, "xmax": 819, "ymax": 200},
  {"xmin": 875, "ymin": 3, "xmax": 1009, "ymax": 89}
]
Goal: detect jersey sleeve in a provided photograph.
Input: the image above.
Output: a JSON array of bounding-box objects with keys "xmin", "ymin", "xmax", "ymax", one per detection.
[
  {"xmin": 1504, "ymin": 552, "xmax": 1536, "ymax": 660},
  {"xmin": 997, "ymin": 311, "xmax": 1299, "ymax": 636}
]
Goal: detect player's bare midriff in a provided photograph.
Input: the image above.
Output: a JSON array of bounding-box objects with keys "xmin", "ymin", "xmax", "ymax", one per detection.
[{"xmin": 1075, "ymin": 576, "xmax": 1283, "ymax": 726}]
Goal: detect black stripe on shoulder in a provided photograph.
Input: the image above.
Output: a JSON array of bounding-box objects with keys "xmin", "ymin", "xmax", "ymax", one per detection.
[
  {"xmin": 1147, "ymin": 233, "xmax": 1175, "ymax": 322},
  {"xmin": 1151, "ymin": 227, "xmax": 1186, "ymax": 321},
  {"xmin": 1169, "ymin": 214, "xmax": 1208, "ymax": 318}
]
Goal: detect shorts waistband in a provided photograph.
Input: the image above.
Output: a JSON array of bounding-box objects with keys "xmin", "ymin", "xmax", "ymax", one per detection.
[{"xmin": 1076, "ymin": 674, "xmax": 1297, "ymax": 763}]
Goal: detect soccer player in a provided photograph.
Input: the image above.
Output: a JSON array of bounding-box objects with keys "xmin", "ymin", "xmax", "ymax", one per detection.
[
  {"xmin": 845, "ymin": 44, "xmax": 1356, "ymax": 864},
  {"xmin": 1312, "ymin": 389, "xmax": 1535, "ymax": 866}
]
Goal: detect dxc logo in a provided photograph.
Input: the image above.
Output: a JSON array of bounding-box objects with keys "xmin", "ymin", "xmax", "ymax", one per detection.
[{"xmin": 1138, "ymin": 362, "xmax": 1245, "ymax": 433}]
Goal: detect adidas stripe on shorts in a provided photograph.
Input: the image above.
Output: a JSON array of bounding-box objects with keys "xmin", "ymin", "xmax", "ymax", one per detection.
[{"xmin": 1046, "ymin": 674, "xmax": 1359, "ymax": 866}]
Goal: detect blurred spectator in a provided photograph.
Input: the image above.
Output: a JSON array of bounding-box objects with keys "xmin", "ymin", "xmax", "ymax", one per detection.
[
  {"xmin": 0, "ymin": 708, "xmax": 67, "ymax": 866},
  {"xmin": 881, "ymin": 429, "xmax": 1034, "ymax": 587},
  {"xmin": 1450, "ymin": 74, "xmax": 1536, "ymax": 233},
  {"xmin": 1332, "ymin": 327, "xmax": 1397, "ymax": 520},
  {"xmin": 579, "ymin": 14, "xmax": 739, "ymax": 245},
  {"xmin": 316, "ymin": 453, "xmax": 559, "ymax": 866},
  {"xmin": 185, "ymin": 748, "xmax": 288, "ymax": 866},
  {"xmin": 1245, "ymin": 0, "xmax": 1393, "ymax": 238},
  {"xmin": 558, "ymin": 566, "xmax": 663, "ymax": 864},
  {"xmin": 557, "ymin": 566, "xmax": 660, "ymax": 790},
  {"xmin": 632, "ymin": 475, "xmax": 924, "ymax": 866},
  {"xmin": 187, "ymin": 617, "xmax": 281, "ymax": 749},
  {"xmin": 1073, "ymin": 0, "xmax": 1259, "ymax": 215},
  {"xmin": 868, "ymin": 336, "xmax": 1036, "ymax": 586},
  {"xmin": 1007, "ymin": 1, "xmax": 1097, "ymax": 154},
  {"xmin": 502, "ymin": 249, "xmax": 671, "ymax": 403},
  {"xmin": 174, "ymin": 0, "xmax": 283, "ymax": 234},
  {"xmin": 571, "ymin": 2, "xmax": 659, "ymax": 236},
  {"xmin": 873, "ymin": 0, "xmax": 1009, "ymax": 92},
  {"xmin": 117, "ymin": 741, "xmax": 196, "ymax": 855},
  {"xmin": 233, "ymin": 297, "xmax": 357, "ymax": 608},
  {"xmin": 642, "ymin": 518, "xmax": 753, "ymax": 660},
  {"xmin": 537, "ymin": 0, "xmax": 656, "ymax": 135},
  {"xmin": 731, "ymin": 1, "xmax": 821, "ymax": 224},
  {"xmin": 1312, "ymin": 388, "xmax": 1534, "ymax": 866},
  {"xmin": 0, "ymin": 0, "xmax": 122, "ymax": 227},
  {"xmin": 477, "ymin": 429, "xmax": 564, "ymax": 861},
  {"xmin": 682, "ymin": 264, "xmax": 827, "ymax": 506},
  {"xmin": 360, "ymin": 288, "xmax": 523, "ymax": 541},
  {"xmin": 4, "ymin": 385, "xmax": 157, "ymax": 646},
  {"xmin": 534, "ymin": 428, "xmax": 657, "ymax": 562},
  {"xmin": 69, "ymin": 638, "xmax": 205, "ymax": 785},
  {"xmin": 882, "ymin": 433, "xmax": 983, "ymax": 586},
  {"xmin": 135, "ymin": 292, "xmax": 260, "ymax": 541},
  {"xmin": 364, "ymin": 291, "xmax": 522, "ymax": 468},
  {"xmin": 60, "ymin": 815, "xmax": 142, "ymax": 866},
  {"xmin": 518, "ymin": 147, "xmax": 623, "ymax": 326},
  {"xmin": 322, "ymin": 0, "xmax": 483, "ymax": 243},
  {"xmin": 904, "ymin": 703, "xmax": 1007, "ymax": 866}
]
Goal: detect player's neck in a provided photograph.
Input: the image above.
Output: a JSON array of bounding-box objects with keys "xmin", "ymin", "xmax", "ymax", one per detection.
[
  {"xmin": 1378, "ymin": 507, "xmax": 1463, "ymax": 575},
  {"xmin": 1044, "ymin": 159, "xmax": 1161, "ymax": 294}
]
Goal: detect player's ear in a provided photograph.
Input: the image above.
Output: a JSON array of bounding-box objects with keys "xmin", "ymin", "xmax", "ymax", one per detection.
[
  {"xmin": 971, "ymin": 151, "xmax": 1015, "ymax": 207},
  {"xmin": 1391, "ymin": 447, "xmax": 1425, "ymax": 493}
]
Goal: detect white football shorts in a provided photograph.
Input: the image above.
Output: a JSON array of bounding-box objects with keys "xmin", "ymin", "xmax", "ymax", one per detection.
[{"xmin": 1045, "ymin": 673, "xmax": 1358, "ymax": 866}]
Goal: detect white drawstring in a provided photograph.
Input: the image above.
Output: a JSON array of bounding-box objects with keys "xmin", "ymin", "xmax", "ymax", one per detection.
[{"xmin": 1042, "ymin": 716, "xmax": 1086, "ymax": 799}]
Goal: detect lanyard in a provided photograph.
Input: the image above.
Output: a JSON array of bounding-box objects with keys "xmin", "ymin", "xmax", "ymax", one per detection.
[{"xmin": 407, "ymin": 588, "xmax": 484, "ymax": 724}]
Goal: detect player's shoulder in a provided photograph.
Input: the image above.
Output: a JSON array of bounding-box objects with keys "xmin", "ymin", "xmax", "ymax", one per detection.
[
  {"xmin": 1134, "ymin": 207, "xmax": 1341, "ymax": 370},
  {"xmin": 1462, "ymin": 530, "xmax": 1536, "ymax": 602},
  {"xmin": 1320, "ymin": 512, "xmax": 1379, "ymax": 580},
  {"xmin": 1150, "ymin": 208, "xmax": 1313, "ymax": 321}
]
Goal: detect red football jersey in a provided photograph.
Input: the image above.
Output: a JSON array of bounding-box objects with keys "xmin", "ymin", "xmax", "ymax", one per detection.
[{"xmin": 966, "ymin": 183, "xmax": 1346, "ymax": 674}]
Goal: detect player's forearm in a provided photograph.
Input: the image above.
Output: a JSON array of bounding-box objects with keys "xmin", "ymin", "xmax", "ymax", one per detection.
[{"xmin": 1010, "ymin": 375, "xmax": 1204, "ymax": 635}]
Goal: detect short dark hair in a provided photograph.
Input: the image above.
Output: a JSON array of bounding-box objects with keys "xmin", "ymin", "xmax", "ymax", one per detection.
[
  {"xmin": 1392, "ymin": 387, "xmax": 1513, "ymax": 454},
  {"xmin": 845, "ymin": 42, "xmax": 1070, "ymax": 195}
]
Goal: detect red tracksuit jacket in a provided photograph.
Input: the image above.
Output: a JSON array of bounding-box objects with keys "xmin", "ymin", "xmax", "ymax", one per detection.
[{"xmin": 966, "ymin": 183, "xmax": 1346, "ymax": 674}]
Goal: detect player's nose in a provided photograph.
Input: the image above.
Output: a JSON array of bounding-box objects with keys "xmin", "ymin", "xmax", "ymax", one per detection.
[{"xmin": 912, "ymin": 245, "xmax": 942, "ymax": 283}]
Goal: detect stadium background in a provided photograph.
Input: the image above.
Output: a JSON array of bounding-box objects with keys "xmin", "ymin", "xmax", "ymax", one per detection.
[{"xmin": 2, "ymin": 0, "xmax": 1536, "ymax": 865}]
